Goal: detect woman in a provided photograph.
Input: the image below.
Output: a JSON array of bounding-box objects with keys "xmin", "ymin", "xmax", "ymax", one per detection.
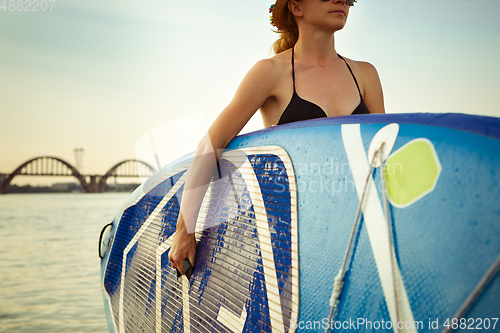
[{"xmin": 169, "ymin": 0, "xmax": 385, "ymax": 275}]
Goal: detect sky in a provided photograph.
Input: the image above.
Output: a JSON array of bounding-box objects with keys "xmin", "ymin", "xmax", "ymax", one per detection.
[{"xmin": 1, "ymin": 0, "xmax": 499, "ymax": 185}]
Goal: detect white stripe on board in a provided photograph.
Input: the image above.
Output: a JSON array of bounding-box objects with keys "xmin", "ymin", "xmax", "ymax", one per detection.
[
  {"xmin": 155, "ymin": 236, "xmax": 173, "ymax": 333},
  {"xmin": 232, "ymin": 154, "xmax": 286, "ymax": 333},
  {"xmin": 118, "ymin": 174, "xmax": 186, "ymax": 333},
  {"xmin": 341, "ymin": 124, "xmax": 417, "ymax": 333},
  {"xmin": 217, "ymin": 305, "xmax": 248, "ymax": 333},
  {"xmin": 182, "ymin": 276, "xmax": 191, "ymax": 333}
]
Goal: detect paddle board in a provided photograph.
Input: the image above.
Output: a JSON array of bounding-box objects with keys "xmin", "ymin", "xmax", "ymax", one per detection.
[{"xmin": 99, "ymin": 113, "xmax": 500, "ymax": 333}]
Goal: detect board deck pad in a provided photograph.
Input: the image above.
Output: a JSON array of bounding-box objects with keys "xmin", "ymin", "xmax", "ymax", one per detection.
[{"xmin": 102, "ymin": 146, "xmax": 299, "ymax": 333}]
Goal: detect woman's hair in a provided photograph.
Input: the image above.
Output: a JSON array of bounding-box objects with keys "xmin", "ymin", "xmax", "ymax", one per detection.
[{"xmin": 271, "ymin": 0, "xmax": 300, "ymax": 54}]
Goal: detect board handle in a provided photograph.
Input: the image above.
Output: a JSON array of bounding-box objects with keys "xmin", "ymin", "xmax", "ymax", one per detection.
[
  {"xmin": 98, "ymin": 222, "xmax": 113, "ymax": 259},
  {"xmin": 176, "ymin": 258, "xmax": 194, "ymax": 281}
]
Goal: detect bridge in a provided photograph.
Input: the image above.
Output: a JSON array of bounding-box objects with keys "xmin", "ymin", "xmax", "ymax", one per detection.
[{"xmin": 0, "ymin": 156, "xmax": 157, "ymax": 194}]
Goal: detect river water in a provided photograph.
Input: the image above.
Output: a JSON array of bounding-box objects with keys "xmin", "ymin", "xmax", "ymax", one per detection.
[{"xmin": 0, "ymin": 193, "xmax": 130, "ymax": 332}]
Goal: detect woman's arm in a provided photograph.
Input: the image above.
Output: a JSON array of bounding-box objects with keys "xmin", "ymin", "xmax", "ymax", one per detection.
[{"xmin": 168, "ymin": 58, "xmax": 281, "ymax": 274}]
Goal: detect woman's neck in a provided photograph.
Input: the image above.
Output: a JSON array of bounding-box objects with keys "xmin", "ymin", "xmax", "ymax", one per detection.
[{"xmin": 294, "ymin": 30, "xmax": 337, "ymax": 66}]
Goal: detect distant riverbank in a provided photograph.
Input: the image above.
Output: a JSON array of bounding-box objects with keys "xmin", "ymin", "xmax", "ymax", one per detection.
[{"xmin": 6, "ymin": 183, "xmax": 140, "ymax": 194}]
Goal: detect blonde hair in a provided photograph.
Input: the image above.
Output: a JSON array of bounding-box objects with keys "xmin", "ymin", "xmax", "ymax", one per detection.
[{"xmin": 271, "ymin": 0, "xmax": 300, "ymax": 54}]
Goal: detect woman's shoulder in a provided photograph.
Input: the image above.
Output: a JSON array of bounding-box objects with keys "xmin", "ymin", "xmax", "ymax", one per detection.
[
  {"xmin": 251, "ymin": 49, "xmax": 292, "ymax": 77},
  {"xmin": 340, "ymin": 56, "xmax": 378, "ymax": 75},
  {"xmin": 340, "ymin": 57, "xmax": 380, "ymax": 83},
  {"xmin": 240, "ymin": 49, "xmax": 292, "ymax": 92},
  {"xmin": 228, "ymin": 49, "xmax": 293, "ymax": 109}
]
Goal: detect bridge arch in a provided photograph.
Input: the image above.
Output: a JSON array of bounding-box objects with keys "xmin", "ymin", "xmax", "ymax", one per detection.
[
  {"xmin": 0, "ymin": 156, "xmax": 88, "ymax": 194},
  {"xmin": 97, "ymin": 159, "xmax": 157, "ymax": 192}
]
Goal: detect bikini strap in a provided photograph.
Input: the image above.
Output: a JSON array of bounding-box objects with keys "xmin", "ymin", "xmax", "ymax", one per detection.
[
  {"xmin": 291, "ymin": 47, "xmax": 296, "ymax": 93},
  {"xmin": 337, "ymin": 54, "xmax": 362, "ymax": 98}
]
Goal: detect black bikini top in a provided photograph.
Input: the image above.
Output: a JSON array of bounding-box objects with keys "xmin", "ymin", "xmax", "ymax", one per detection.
[{"xmin": 277, "ymin": 48, "xmax": 370, "ymax": 125}]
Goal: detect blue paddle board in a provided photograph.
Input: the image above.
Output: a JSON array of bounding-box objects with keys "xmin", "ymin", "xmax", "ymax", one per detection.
[{"xmin": 99, "ymin": 113, "xmax": 500, "ymax": 333}]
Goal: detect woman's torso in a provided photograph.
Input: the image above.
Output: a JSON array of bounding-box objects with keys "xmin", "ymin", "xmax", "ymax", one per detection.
[{"xmin": 260, "ymin": 48, "xmax": 370, "ymax": 127}]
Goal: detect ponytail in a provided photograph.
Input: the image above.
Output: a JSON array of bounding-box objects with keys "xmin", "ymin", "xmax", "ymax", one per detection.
[
  {"xmin": 273, "ymin": 30, "xmax": 299, "ymax": 55},
  {"xmin": 271, "ymin": 0, "xmax": 300, "ymax": 54}
]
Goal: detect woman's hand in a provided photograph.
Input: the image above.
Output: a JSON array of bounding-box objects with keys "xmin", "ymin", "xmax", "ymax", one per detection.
[{"xmin": 168, "ymin": 218, "xmax": 196, "ymax": 275}]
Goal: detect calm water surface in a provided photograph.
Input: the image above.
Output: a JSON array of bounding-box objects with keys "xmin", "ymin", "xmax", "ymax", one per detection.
[{"xmin": 0, "ymin": 193, "xmax": 130, "ymax": 332}]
